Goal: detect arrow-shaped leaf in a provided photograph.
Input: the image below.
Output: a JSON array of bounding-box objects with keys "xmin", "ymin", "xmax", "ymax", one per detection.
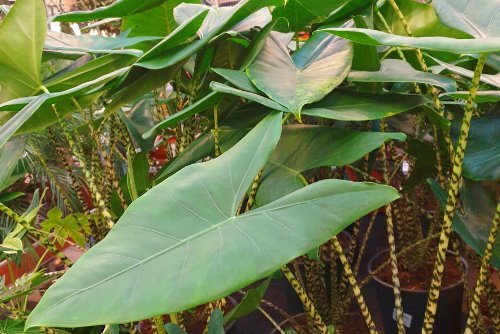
[
  {"xmin": 26, "ymin": 112, "xmax": 398, "ymax": 328},
  {"xmin": 247, "ymin": 28, "xmax": 353, "ymax": 119}
]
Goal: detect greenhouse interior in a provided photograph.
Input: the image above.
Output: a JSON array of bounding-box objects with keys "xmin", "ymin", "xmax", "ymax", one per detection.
[{"xmin": 0, "ymin": 0, "xmax": 498, "ymax": 333}]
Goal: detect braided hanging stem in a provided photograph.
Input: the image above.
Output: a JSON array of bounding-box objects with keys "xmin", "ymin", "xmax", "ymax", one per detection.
[
  {"xmin": 380, "ymin": 121, "xmax": 406, "ymax": 333},
  {"xmin": 421, "ymin": 53, "xmax": 488, "ymax": 333},
  {"xmin": 464, "ymin": 200, "xmax": 500, "ymax": 333}
]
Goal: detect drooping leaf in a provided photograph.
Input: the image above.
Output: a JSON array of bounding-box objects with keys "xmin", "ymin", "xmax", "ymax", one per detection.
[
  {"xmin": 429, "ymin": 55, "xmax": 500, "ymax": 88},
  {"xmin": 318, "ymin": 27, "xmax": 500, "ymax": 53},
  {"xmin": 53, "ymin": 0, "xmax": 169, "ymax": 22},
  {"xmin": 118, "ymin": 99, "xmax": 157, "ymax": 152},
  {"xmin": 348, "ymin": 59, "xmax": 457, "ymax": 91},
  {"xmin": 223, "ymin": 278, "xmax": 270, "ymax": 324},
  {"xmin": 207, "ymin": 309, "xmax": 224, "ymax": 334},
  {"xmin": 450, "ymin": 117, "xmax": 500, "ymax": 181},
  {"xmin": 440, "ymin": 91, "xmax": 500, "ymax": 103},
  {"xmin": 43, "ymin": 54, "xmax": 136, "ymax": 92},
  {"xmin": 247, "ymin": 28, "xmax": 353, "ymax": 119},
  {"xmin": 429, "ymin": 179, "xmax": 499, "ymax": 269},
  {"xmin": 211, "ymin": 68, "xmax": 260, "ymax": 94},
  {"xmin": 143, "ymin": 92, "xmax": 222, "ymax": 138},
  {"xmin": 432, "ymin": 0, "xmax": 500, "ymax": 38},
  {"xmin": 26, "ymin": 112, "xmax": 398, "ymax": 327},
  {"xmin": 44, "ymin": 32, "xmax": 159, "ymax": 57},
  {"xmin": 0, "ymin": 136, "xmax": 26, "ymax": 192},
  {"xmin": 0, "ymin": 0, "xmax": 46, "ymax": 102},
  {"xmin": 302, "ymin": 89, "xmax": 427, "ymax": 121},
  {"xmin": 256, "ymin": 125, "xmax": 405, "ymax": 206},
  {"xmin": 0, "ymin": 95, "xmax": 47, "ymax": 150},
  {"xmin": 0, "ymin": 68, "xmax": 129, "ymax": 112}
]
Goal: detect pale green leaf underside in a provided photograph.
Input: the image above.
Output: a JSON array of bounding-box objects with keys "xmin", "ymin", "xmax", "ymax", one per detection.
[
  {"xmin": 247, "ymin": 30, "xmax": 353, "ymax": 117},
  {"xmin": 432, "ymin": 0, "xmax": 500, "ymax": 38},
  {"xmin": 318, "ymin": 27, "xmax": 500, "ymax": 53}
]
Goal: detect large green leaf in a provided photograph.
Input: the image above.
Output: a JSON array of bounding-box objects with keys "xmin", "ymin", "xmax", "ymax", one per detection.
[
  {"xmin": 348, "ymin": 59, "xmax": 457, "ymax": 91},
  {"xmin": 0, "ymin": 95, "xmax": 47, "ymax": 150},
  {"xmin": 303, "ymin": 89, "xmax": 427, "ymax": 121},
  {"xmin": 450, "ymin": 117, "xmax": 499, "ymax": 181},
  {"xmin": 440, "ymin": 91, "xmax": 500, "ymax": 103},
  {"xmin": 246, "ymin": 28, "xmax": 353, "ymax": 119},
  {"xmin": 26, "ymin": 112, "xmax": 398, "ymax": 328},
  {"xmin": 53, "ymin": 0, "xmax": 169, "ymax": 22},
  {"xmin": 256, "ymin": 125, "xmax": 405, "ymax": 206},
  {"xmin": 0, "ymin": 0, "xmax": 46, "ymax": 103},
  {"xmin": 429, "ymin": 179, "xmax": 499, "ymax": 269},
  {"xmin": 432, "ymin": 0, "xmax": 500, "ymax": 38},
  {"xmin": 375, "ymin": 0, "xmax": 469, "ymax": 38},
  {"xmin": 318, "ymin": 27, "xmax": 500, "ymax": 53}
]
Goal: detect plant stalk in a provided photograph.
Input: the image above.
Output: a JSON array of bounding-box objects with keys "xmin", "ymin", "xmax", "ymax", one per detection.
[{"xmin": 421, "ymin": 53, "xmax": 488, "ymax": 333}]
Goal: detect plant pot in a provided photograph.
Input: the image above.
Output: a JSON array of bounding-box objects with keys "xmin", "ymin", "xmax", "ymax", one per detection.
[{"xmin": 368, "ymin": 249, "xmax": 467, "ymax": 334}]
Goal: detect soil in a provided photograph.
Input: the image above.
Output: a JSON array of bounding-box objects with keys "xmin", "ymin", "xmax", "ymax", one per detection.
[{"xmin": 374, "ymin": 252, "xmax": 463, "ymax": 291}]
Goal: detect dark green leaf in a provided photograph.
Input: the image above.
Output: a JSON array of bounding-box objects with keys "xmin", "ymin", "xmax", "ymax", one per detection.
[
  {"xmin": 256, "ymin": 125, "xmax": 405, "ymax": 206},
  {"xmin": 303, "ymin": 89, "xmax": 427, "ymax": 121},
  {"xmin": 207, "ymin": 309, "xmax": 224, "ymax": 334},
  {"xmin": 53, "ymin": 0, "xmax": 169, "ymax": 22},
  {"xmin": 223, "ymin": 278, "xmax": 270, "ymax": 324}
]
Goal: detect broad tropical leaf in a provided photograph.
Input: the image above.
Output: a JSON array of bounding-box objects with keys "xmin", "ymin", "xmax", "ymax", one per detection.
[
  {"xmin": 348, "ymin": 59, "xmax": 457, "ymax": 91},
  {"xmin": 26, "ymin": 112, "xmax": 398, "ymax": 327},
  {"xmin": 318, "ymin": 27, "xmax": 500, "ymax": 53},
  {"xmin": 256, "ymin": 125, "xmax": 406, "ymax": 206},
  {"xmin": 0, "ymin": 0, "xmax": 46, "ymax": 102},
  {"xmin": 432, "ymin": 0, "xmax": 500, "ymax": 38},
  {"xmin": 247, "ymin": 28, "xmax": 353, "ymax": 119}
]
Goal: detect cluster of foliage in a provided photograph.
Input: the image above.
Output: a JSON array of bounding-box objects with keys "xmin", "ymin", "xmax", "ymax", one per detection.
[{"xmin": 0, "ymin": 0, "xmax": 498, "ymax": 333}]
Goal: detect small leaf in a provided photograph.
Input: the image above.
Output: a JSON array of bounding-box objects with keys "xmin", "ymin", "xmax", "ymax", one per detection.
[
  {"xmin": 348, "ymin": 59, "xmax": 457, "ymax": 92},
  {"xmin": 207, "ymin": 309, "xmax": 224, "ymax": 334}
]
